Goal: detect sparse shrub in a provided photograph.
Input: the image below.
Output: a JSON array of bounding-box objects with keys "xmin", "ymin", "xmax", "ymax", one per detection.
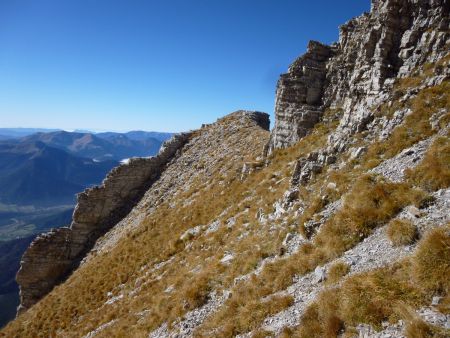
[
  {"xmin": 406, "ymin": 136, "xmax": 450, "ymax": 191},
  {"xmin": 387, "ymin": 219, "xmax": 418, "ymax": 246},
  {"xmin": 413, "ymin": 225, "xmax": 450, "ymax": 294},
  {"xmin": 326, "ymin": 261, "xmax": 350, "ymax": 284}
]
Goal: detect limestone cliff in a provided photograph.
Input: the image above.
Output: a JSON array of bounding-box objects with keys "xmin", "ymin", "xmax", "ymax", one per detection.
[
  {"xmin": 268, "ymin": 41, "xmax": 335, "ymax": 151},
  {"xmin": 16, "ymin": 133, "xmax": 192, "ymax": 313},
  {"xmin": 3, "ymin": 1, "xmax": 449, "ymax": 337},
  {"xmin": 269, "ymin": 0, "xmax": 450, "ymax": 152}
]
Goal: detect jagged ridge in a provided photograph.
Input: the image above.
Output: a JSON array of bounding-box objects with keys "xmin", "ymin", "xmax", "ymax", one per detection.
[
  {"xmin": 16, "ymin": 133, "xmax": 192, "ymax": 313},
  {"xmin": 2, "ymin": 0, "xmax": 449, "ymax": 337}
]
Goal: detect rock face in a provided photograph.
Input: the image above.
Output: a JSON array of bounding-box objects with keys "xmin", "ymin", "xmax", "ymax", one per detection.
[
  {"xmin": 16, "ymin": 133, "xmax": 192, "ymax": 314},
  {"xmin": 2, "ymin": 0, "xmax": 449, "ymax": 334},
  {"xmin": 269, "ymin": 0, "xmax": 450, "ymax": 151},
  {"xmin": 268, "ymin": 41, "xmax": 335, "ymax": 151},
  {"xmin": 15, "ymin": 111, "xmax": 270, "ymax": 315}
]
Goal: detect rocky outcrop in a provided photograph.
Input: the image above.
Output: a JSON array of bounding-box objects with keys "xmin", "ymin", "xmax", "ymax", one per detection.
[
  {"xmin": 326, "ymin": 0, "xmax": 450, "ymax": 149},
  {"xmin": 15, "ymin": 111, "xmax": 270, "ymax": 315},
  {"xmin": 268, "ymin": 41, "xmax": 335, "ymax": 151},
  {"xmin": 269, "ymin": 0, "xmax": 450, "ymax": 152},
  {"xmin": 16, "ymin": 133, "xmax": 192, "ymax": 314},
  {"xmin": 290, "ymin": 151, "xmax": 336, "ymax": 186}
]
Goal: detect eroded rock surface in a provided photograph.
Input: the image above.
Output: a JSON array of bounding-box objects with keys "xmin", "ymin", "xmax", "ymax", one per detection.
[
  {"xmin": 16, "ymin": 133, "xmax": 192, "ymax": 314},
  {"xmin": 268, "ymin": 41, "xmax": 334, "ymax": 151},
  {"xmin": 269, "ymin": 0, "xmax": 450, "ymax": 151}
]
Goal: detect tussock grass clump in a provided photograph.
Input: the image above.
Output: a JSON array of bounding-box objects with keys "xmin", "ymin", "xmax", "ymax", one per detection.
[
  {"xmin": 399, "ymin": 304, "xmax": 449, "ymax": 338},
  {"xmin": 363, "ymin": 80, "xmax": 450, "ymax": 169},
  {"xmin": 211, "ymin": 294, "xmax": 294, "ymax": 337},
  {"xmin": 326, "ymin": 261, "xmax": 350, "ymax": 284},
  {"xmin": 404, "ymin": 317, "xmax": 448, "ymax": 338},
  {"xmin": 387, "ymin": 219, "xmax": 418, "ymax": 246},
  {"xmin": 252, "ymin": 329, "xmax": 275, "ymax": 338},
  {"xmin": 314, "ymin": 175, "xmax": 426, "ymax": 258},
  {"xmin": 406, "ymin": 136, "xmax": 450, "ymax": 191},
  {"xmin": 182, "ymin": 272, "xmax": 212, "ymax": 310},
  {"xmin": 296, "ymin": 224, "xmax": 450, "ymax": 337},
  {"xmin": 297, "ymin": 263, "xmax": 423, "ymax": 336},
  {"xmin": 297, "ymin": 289, "xmax": 343, "ymax": 338},
  {"xmin": 413, "ymin": 225, "xmax": 450, "ymax": 295}
]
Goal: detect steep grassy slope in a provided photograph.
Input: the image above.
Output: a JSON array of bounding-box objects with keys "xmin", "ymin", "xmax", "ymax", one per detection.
[
  {"xmin": 2, "ymin": 0, "xmax": 450, "ymax": 334},
  {"xmin": 2, "ymin": 64, "xmax": 448, "ymax": 337}
]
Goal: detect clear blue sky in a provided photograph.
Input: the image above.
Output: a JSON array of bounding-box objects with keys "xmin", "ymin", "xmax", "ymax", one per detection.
[{"xmin": 0, "ymin": 1, "xmax": 370, "ymax": 132}]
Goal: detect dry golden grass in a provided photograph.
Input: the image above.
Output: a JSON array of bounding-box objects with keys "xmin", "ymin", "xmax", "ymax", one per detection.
[
  {"xmin": 314, "ymin": 175, "xmax": 426, "ymax": 259},
  {"xmin": 240, "ymin": 61, "xmax": 450, "ymax": 338},
  {"xmin": 201, "ymin": 294, "xmax": 294, "ymax": 337},
  {"xmin": 406, "ymin": 136, "xmax": 450, "ymax": 191},
  {"xmin": 3, "ymin": 63, "xmax": 449, "ymax": 337},
  {"xmin": 297, "ymin": 289, "xmax": 343, "ymax": 338},
  {"xmin": 326, "ymin": 261, "xmax": 350, "ymax": 284},
  {"xmin": 197, "ymin": 175, "xmax": 426, "ymax": 336},
  {"xmin": 2, "ymin": 111, "xmax": 339, "ymax": 338},
  {"xmin": 413, "ymin": 225, "xmax": 450, "ymax": 295},
  {"xmin": 252, "ymin": 329, "xmax": 275, "ymax": 338},
  {"xmin": 363, "ymin": 80, "xmax": 450, "ymax": 169},
  {"xmin": 387, "ymin": 219, "xmax": 418, "ymax": 246},
  {"xmin": 296, "ymin": 263, "xmax": 419, "ymax": 336},
  {"xmin": 296, "ymin": 224, "xmax": 450, "ymax": 337}
]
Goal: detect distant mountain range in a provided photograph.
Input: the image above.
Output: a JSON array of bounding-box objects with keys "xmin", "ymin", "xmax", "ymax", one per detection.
[
  {"xmin": 0, "ymin": 128, "xmax": 172, "ymax": 140},
  {"xmin": 0, "ymin": 128, "xmax": 173, "ymax": 326},
  {"xmin": 0, "ymin": 129, "xmax": 173, "ymax": 161},
  {"xmin": 0, "ymin": 128, "xmax": 61, "ymax": 139},
  {"xmin": 0, "ymin": 128, "xmax": 173, "ymax": 213},
  {"xmin": 0, "ymin": 141, "xmax": 118, "ymax": 206}
]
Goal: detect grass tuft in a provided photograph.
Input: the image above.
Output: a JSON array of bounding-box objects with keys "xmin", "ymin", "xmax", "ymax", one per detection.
[
  {"xmin": 413, "ymin": 225, "xmax": 450, "ymax": 295},
  {"xmin": 326, "ymin": 261, "xmax": 350, "ymax": 284},
  {"xmin": 406, "ymin": 136, "xmax": 450, "ymax": 192},
  {"xmin": 386, "ymin": 219, "xmax": 418, "ymax": 246}
]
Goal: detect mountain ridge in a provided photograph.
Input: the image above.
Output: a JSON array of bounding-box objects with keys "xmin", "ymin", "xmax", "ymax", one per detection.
[{"xmin": 2, "ymin": 0, "xmax": 449, "ymax": 336}]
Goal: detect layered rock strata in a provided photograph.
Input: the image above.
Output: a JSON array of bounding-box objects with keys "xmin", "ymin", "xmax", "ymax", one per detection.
[
  {"xmin": 269, "ymin": 0, "xmax": 450, "ymax": 151},
  {"xmin": 268, "ymin": 41, "xmax": 335, "ymax": 152},
  {"xmin": 16, "ymin": 111, "xmax": 270, "ymax": 315},
  {"xmin": 16, "ymin": 133, "xmax": 192, "ymax": 314}
]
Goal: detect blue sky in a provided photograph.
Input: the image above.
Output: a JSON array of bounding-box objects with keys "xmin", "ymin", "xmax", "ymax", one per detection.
[{"xmin": 0, "ymin": 1, "xmax": 369, "ymax": 132}]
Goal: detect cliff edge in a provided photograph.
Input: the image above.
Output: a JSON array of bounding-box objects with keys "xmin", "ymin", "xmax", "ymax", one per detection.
[
  {"xmin": 16, "ymin": 132, "xmax": 192, "ymax": 313},
  {"xmin": 2, "ymin": 0, "xmax": 449, "ymax": 337}
]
